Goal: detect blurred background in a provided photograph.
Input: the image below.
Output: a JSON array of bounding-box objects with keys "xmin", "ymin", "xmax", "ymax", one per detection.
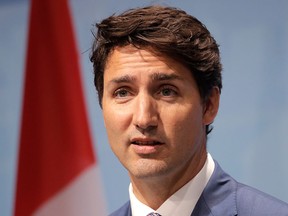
[{"xmin": 1, "ymin": 0, "xmax": 288, "ymax": 215}]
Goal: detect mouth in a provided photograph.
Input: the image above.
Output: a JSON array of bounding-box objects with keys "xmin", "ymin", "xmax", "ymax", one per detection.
[
  {"xmin": 131, "ymin": 140, "xmax": 163, "ymax": 146},
  {"xmin": 130, "ymin": 138, "xmax": 164, "ymax": 154}
]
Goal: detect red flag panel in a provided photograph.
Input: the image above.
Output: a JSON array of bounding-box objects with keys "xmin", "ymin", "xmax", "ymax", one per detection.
[{"xmin": 15, "ymin": 0, "xmax": 96, "ymax": 215}]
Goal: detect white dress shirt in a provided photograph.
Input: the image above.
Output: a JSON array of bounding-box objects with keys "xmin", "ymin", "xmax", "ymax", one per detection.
[{"xmin": 129, "ymin": 153, "xmax": 215, "ymax": 216}]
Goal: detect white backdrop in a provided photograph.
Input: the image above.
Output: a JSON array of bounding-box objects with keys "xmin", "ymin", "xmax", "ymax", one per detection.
[{"xmin": 1, "ymin": 0, "xmax": 288, "ymax": 215}]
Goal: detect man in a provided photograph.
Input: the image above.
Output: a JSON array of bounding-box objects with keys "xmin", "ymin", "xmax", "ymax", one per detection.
[{"xmin": 90, "ymin": 5, "xmax": 288, "ymax": 216}]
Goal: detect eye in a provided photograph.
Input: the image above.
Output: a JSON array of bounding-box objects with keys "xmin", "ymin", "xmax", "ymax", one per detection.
[
  {"xmin": 113, "ymin": 88, "xmax": 130, "ymax": 98},
  {"xmin": 159, "ymin": 86, "xmax": 178, "ymax": 97}
]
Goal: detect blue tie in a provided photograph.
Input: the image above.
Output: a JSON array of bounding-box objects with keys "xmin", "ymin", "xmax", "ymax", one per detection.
[{"xmin": 147, "ymin": 213, "xmax": 161, "ymax": 216}]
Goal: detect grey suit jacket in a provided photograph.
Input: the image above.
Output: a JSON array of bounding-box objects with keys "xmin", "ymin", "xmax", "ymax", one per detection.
[{"xmin": 109, "ymin": 161, "xmax": 288, "ymax": 216}]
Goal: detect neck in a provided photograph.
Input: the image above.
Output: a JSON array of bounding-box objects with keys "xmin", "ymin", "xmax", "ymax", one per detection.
[{"xmin": 130, "ymin": 147, "xmax": 207, "ymax": 210}]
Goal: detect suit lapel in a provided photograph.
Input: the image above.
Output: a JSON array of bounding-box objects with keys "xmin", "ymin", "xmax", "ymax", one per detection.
[
  {"xmin": 113, "ymin": 161, "xmax": 238, "ymax": 216},
  {"xmin": 191, "ymin": 161, "xmax": 238, "ymax": 216},
  {"xmin": 109, "ymin": 201, "xmax": 131, "ymax": 216},
  {"xmin": 123, "ymin": 202, "xmax": 132, "ymax": 216}
]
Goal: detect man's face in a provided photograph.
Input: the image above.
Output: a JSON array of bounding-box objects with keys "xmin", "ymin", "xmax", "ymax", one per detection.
[{"xmin": 102, "ymin": 45, "xmax": 219, "ymax": 181}]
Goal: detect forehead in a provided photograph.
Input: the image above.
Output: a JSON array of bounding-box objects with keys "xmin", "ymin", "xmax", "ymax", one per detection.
[
  {"xmin": 106, "ymin": 46, "xmax": 164, "ymax": 69},
  {"xmin": 104, "ymin": 45, "xmax": 190, "ymax": 77}
]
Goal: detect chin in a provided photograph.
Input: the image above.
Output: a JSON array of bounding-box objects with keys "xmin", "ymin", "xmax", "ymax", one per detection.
[{"xmin": 128, "ymin": 159, "xmax": 170, "ymax": 179}]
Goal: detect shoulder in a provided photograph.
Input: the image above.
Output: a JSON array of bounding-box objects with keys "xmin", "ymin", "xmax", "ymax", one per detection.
[
  {"xmin": 236, "ymin": 183, "xmax": 288, "ymax": 215},
  {"xmin": 109, "ymin": 201, "xmax": 131, "ymax": 216},
  {"xmin": 198, "ymin": 161, "xmax": 288, "ymax": 216}
]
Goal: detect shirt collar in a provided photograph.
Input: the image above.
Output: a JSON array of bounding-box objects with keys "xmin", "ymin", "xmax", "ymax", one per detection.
[{"xmin": 129, "ymin": 153, "xmax": 215, "ymax": 216}]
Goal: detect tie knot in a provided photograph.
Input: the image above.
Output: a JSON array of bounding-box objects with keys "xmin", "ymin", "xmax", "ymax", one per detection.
[{"xmin": 147, "ymin": 213, "xmax": 161, "ymax": 216}]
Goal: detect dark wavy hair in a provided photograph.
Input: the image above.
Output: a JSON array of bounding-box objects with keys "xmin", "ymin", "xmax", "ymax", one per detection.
[{"xmin": 90, "ymin": 5, "xmax": 222, "ymax": 134}]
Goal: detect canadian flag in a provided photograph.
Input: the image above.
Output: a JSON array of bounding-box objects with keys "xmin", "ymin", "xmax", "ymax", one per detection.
[{"xmin": 14, "ymin": 0, "xmax": 106, "ymax": 215}]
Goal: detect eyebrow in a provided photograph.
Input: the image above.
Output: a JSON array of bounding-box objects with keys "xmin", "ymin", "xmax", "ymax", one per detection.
[
  {"xmin": 108, "ymin": 72, "xmax": 182, "ymax": 86},
  {"xmin": 150, "ymin": 72, "xmax": 183, "ymax": 81},
  {"xmin": 109, "ymin": 75, "xmax": 136, "ymax": 84}
]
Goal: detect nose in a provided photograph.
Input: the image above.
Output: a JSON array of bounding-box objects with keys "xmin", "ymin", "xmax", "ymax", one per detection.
[{"xmin": 133, "ymin": 93, "xmax": 158, "ymax": 132}]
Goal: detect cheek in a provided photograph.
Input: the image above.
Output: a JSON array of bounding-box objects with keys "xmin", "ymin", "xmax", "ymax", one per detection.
[
  {"xmin": 103, "ymin": 104, "xmax": 131, "ymax": 132},
  {"xmin": 103, "ymin": 112, "xmax": 124, "ymax": 158},
  {"xmin": 102, "ymin": 106, "xmax": 132, "ymax": 152},
  {"xmin": 163, "ymin": 105, "xmax": 204, "ymax": 144}
]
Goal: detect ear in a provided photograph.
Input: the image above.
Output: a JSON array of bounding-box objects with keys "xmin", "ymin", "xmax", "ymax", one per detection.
[{"xmin": 203, "ymin": 87, "xmax": 220, "ymax": 125}]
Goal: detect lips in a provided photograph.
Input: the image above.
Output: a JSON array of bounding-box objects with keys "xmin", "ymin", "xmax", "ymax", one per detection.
[
  {"xmin": 131, "ymin": 140, "xmax": 162, "ymax": 145},
  {"xmin": 130, "ymin": 137, "xmax": 163, "ymax": 145},
  {"xmin": 130, "ymin": 138, "xmax": 164, "ymax": 154}
]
